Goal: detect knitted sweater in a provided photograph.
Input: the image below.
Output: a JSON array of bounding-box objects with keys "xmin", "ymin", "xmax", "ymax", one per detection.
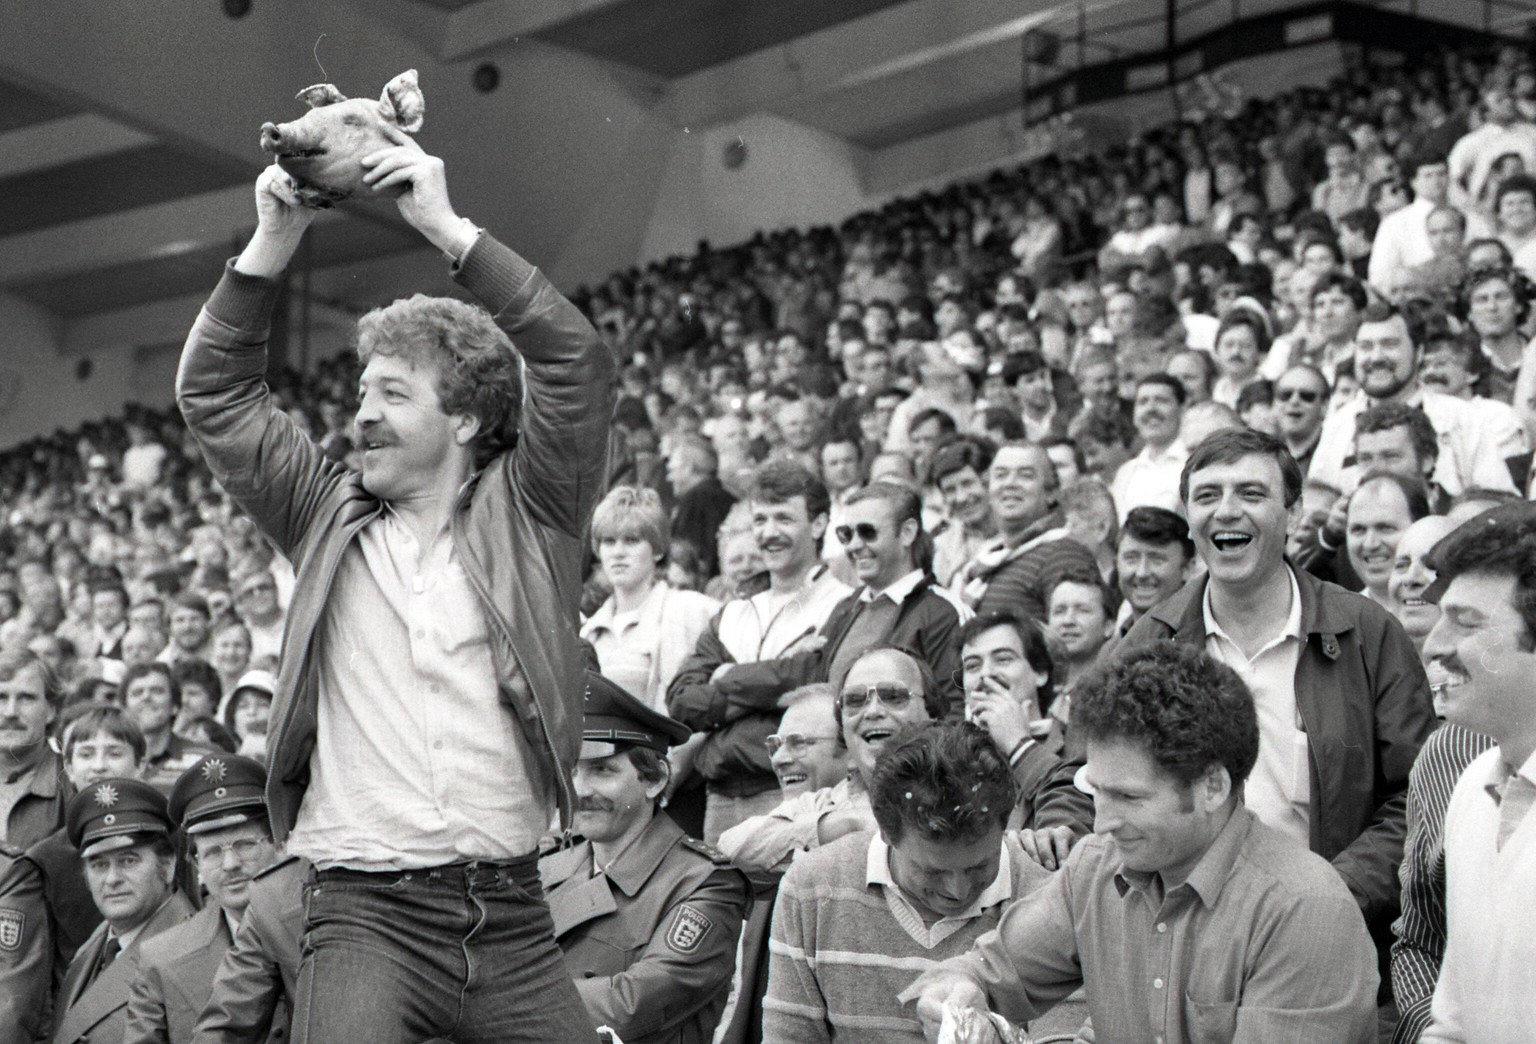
[{"xmin": 763, "ymin": 830, "xmax": 1049, "ymax": 1043}]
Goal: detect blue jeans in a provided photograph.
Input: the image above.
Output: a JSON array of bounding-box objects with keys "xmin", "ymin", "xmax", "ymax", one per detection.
[{"xmin": 292, "ymin": 858, "xmax": 598, "ymax": 1044}]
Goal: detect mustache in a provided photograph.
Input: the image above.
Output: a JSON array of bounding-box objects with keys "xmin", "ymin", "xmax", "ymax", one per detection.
[{"xmin": 576, "ymin": 798, "xmax": 615, "ymax": 814}]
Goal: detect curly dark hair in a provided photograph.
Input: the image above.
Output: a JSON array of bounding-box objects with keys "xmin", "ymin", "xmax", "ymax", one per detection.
[
  {"xmin": 1072, "ymin": 643, "xmax": 1258, "ymax": 789},
  {"xmin": 869, "ymin": 721, "xmax": 1018, "ymax": 844},
  {"xmin": 1354, "ymin": 401, "xmax": 1438, "ymax": 469},
  {"xmin": 355, "ymin": 294, "xmax": 525, "ymax": 467},
  {"xmin": 1429, "ymin": 502, "xmax": 1536, "ymax": 651}
]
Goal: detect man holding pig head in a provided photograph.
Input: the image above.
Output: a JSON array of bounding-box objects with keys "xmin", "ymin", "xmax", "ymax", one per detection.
[{"xmin": 177, "ymin": 129, "xmax": 613, "ymax": 1041}]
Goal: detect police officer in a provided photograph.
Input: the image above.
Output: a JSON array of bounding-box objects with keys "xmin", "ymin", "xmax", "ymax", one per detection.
[
  {"xmin": 53, "ymin": 779, "xmax": 194, "ymax": 1044},
  {"xmin": 126, "ymin": 755, "xmax": 279, "ymax": 1043},
  {"xmin": 195, "ymin": 851, "xmax": 305, "ymax": 1044},
  {"xmin": 0, "ymin": 841, "xmax": 51, "ymax": 1038},
  {"xmin": 541, "ymin": 673, "xmax": 751, "ymax": 1044}
]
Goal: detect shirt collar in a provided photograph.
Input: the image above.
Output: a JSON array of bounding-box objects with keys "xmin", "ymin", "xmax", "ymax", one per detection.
[
  {"xmin": 1115, "ymin": 805, "xmax": 1255, "ymax": 908},
  {"xmin": 1139, "ymin": 439, "xmax": 1188, "ymax": 464},
  {"xmin": 1484, "ymin": 747, "xmax": 1536, "ymax": 802},
  {"xmin": 865, "ymin": 832, "xmax": 1015, "ymax": 918},
  {"xmin": 861, "ymin": 568, "xmax": 925, "ymax": 604},
  {"xmin": 1202, "ymin": 562, "xmax": 1303, "ymax": 653}
]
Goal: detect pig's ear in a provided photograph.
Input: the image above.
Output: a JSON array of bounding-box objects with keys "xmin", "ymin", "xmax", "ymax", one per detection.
[
  {"xmin": 297, "ymin": 83, "xmax": 348, "ymax": 108},
  {"xmin": 380, "ymin": 69, "xmax": 425, "ymax": 134}
]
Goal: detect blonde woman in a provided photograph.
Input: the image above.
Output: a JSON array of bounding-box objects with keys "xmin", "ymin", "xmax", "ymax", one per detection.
[{"xmin": 581, "ymin": 486, "xmax": 720, "ymax": 711}]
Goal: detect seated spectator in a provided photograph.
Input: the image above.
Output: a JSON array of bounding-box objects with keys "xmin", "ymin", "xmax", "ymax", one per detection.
[
  {"xmin": 122, "ymin": 661, "xmax": 211, "ymax": 793},
  {"xmin": 952, "ymin": 445, "xmax": 1098, "ymax": 620},
  {"xmin": 1345, "ymin": 472, "xmax": 1433, "ymax": 608},
  {"xmin": 766, "ymin": 720, "xmax": 1051, "ymax": 1043},
  {"xmin": 1057, "ymin": 478, "xmax": 1119, "ymax": 583},
  {"xmin": 928, "ymin": 439, "xmax": 997, "ymax": 587},
  {"xmin": 209, "ymin": 620, "xmax": 251, "ymax": 701},
  {"xmin": 1210, "ymin": 308, "xmax": 1271, "ymax": 410},
  {"xmin": 1045, "ymin": 573, "xmax": 1117, "ymax": 695},
  {"xmin": 580, "ymin": 486, "xmax": 720, "ymax": 712},
  {"xmin": 229, "ymin": 564, "xmax": 283, "ymax": 665},
  {"xmin": 668, "ymin": 461, "xmax": 851, "ymax": 843},
  {"xmin": 158, "ymin": 593, "xmax": 212, "ymax": 666},
  {"xmin": 1406, "ymin": 206, "xmax": 1468, "ymax": 305},
  {"xmin": 170, "ymin": 658, "xmax": 221, "ymax": 736},
  {"xmin": 1110, "ymin": 374, "xmax": 1188, "ymax": 520},
  {"xmin": 1165, "ymin": 348, "xmax": 1215, "ymax": 405},
  {"xmin": 52, "ymin": 779, "xmax": 194, "ymax": 1044},
  {"xmin": 224, "ymin": 670, "xmax": 275, "ymax": 763},
  {"xmin": 1067, "ymin": 403, "xmax": 1135, "ymax": 481},
  {"xmin": 669, "ymin": 436, "xmax": 738, "ymax": 579},
  {"xmin": 958, "ymin": 610, "xmax": 1091, "ymax": 863},
  {"xmin": 1385, "ymin": 514, "xmax": 1458, "ymax": 663},
  {"xmin": 1274, "ymin": 365, "xmax": 1331, "ymax": 476},
  {"xmin": 1040, "ymin": 437, "xmax": 1085, "ymax": 491},
  {"xmin": 0, "ymin": 649, "xmax": 66, "ymax": 850},
  {"xmin": 1237, "ymin": 379, "xmax": 1280, "ymax": 437},
  {"xmin": 1113, "ymin": 506, "xmax": 1196, "ymax": 638},
  {"xmin": 904, "ymin": 642, "xmax": 1379, "ymax": 1042}
]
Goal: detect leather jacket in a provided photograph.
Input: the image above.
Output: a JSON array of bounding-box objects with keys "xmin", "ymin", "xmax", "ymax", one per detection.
[{"xmin": 176, "ymin": 235, "xmax": 615, "ymax": 836}]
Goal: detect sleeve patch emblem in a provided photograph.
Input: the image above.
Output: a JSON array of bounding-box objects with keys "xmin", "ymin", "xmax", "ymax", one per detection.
[
  {"xmin": 0, "ymin": 909, "xmax": 25, "ymax": 952},
  {"xmin": 665, "ymin": 905, "xmax": 713, "ymax": 954}
]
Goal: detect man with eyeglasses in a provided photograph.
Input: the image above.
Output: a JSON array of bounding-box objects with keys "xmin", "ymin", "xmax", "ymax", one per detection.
[
  {"xmin": 1274, "ymin": 365, "xmax": 1331, "ymax": 478},
  {"xmin": 125, "ymin": 755, "xmax": 277, "ymax": 1044},
  {"xmin": 717, "ymin": 682, "xmax": 856, "ymax": 874},
  {"xmin": 541, "ymin": 673, "xmax": 750, "ymax": 1043}
]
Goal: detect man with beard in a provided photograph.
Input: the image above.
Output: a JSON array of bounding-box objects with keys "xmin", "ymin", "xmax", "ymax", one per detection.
[
  {"xmin": 125, "ymin": 755, "xmax": 277, "ymax": 1044},
  {"xmin": 669, "ymin": 461, "xmax": 851, "ymax": 842},
  {"xmin": 1308, "ymin": 304, "xmax": 1521, "ymax": 515},
  {"xmin": 541, "ymin": 673, "xmax": 749, "ymax": 1044},
  {"xmin": 952, "ymin": 444, "xmax": 1099, "ymax": 620}
]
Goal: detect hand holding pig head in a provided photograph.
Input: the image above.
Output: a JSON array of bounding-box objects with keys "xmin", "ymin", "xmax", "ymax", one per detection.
[{"xmin": 260, "ymin": 69, "xmax": 425, "ymax": 209}]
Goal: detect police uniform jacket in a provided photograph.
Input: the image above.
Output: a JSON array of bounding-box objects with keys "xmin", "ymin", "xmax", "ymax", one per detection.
[
  {"xmin": 195, "ymin": 856, "xmax": 304, "ymax": 1044},
  {"xmin": 52, "ymin": 892, "xmax": 194, "ymax": 1044},
  {"xmin": 541, "ymin": 814, "xmax": 750, "ymax": 1044},
  {"xmin": 0, "ymin": 829, "xmax": 102, "ymax": 1042},
  {"xmin": 0, "ymin": 844, "xmax": 51, "ymax": 1042}
]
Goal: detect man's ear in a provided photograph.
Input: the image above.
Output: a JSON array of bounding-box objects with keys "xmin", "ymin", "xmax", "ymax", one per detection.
[
  {"xmin": 453, "ymin": 413, "xmax": 482, "ymax": 447},
  {"xmin": 1198, "ymin": 764, "xmax": 1232, "ymax": 812},
  {"xmin": 899, "ymin": 516, "xmax": 919, "ymax": 550},
  {"xmin": 644, "ymin": 762, "xmax": 671, "ymax": 802},
  {"xmin": 810, "ymin": 513, "xmax": 829, "ymax": 542}
]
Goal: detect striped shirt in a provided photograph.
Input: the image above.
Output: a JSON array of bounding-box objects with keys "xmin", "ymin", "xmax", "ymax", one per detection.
[
  {"xmin": 764, "ymin": 830, "xmax": 1049, "ymax": 1043},
  {"xmin": 1390, "ymin": 723, "xmax": 1493, "ymax": 1044}
]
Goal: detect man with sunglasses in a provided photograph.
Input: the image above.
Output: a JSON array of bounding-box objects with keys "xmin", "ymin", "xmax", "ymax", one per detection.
[
  {"xmin": 126, "ymin": 755, "xmax": 276, "ymax": 1044},
  {"xmin": 696, "ymin": 483, "xmax": 968, "ymax": 740},
  {"xmin": 1274, "ymin": 365, "xmax": 1331, "ymax": 478}
]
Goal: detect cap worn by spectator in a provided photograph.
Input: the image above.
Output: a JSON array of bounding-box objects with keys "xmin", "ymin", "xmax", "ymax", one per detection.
[
  {"xmin": 66, "ymin": 778, "xmax": 174, "ymax": 858},
  {"xmin": 168, "ymin": 753, "xmax": 268, "ymax": 834},
  {"xmin": 581, "ymin": 671, "xmax": 690, "ymax": 759}
]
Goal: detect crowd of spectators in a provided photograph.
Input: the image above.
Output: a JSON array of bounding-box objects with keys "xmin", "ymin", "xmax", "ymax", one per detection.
[{"xmin": 5, "ymin": 32, "xmax": 1536, "ymax": 1044}]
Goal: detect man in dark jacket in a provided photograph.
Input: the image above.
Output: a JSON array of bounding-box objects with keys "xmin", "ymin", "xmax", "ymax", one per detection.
[
  {"xmin": 176, "ymin": 139, "xmax": 612, "ymax": 1043},
  {"xmin": 1119, "ymin": 428, "xmax": 1434, "ymax": 1024},
  {"xmin": 700, "ymin": 482, "xmax": 968, "ymax": 720}
]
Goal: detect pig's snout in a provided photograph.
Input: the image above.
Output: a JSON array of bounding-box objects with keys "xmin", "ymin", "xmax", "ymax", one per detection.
[{"xmin": 260, "ymin": 122, "xmax": 283, "ymax": 154}]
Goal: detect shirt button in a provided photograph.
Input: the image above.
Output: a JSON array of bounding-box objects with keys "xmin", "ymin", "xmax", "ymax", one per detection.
[
  {"xmin": 415, "ymin": 629, "xmax": 426, "ymax": 639},
  {"xmin": 1153, "ymin": 978, "xmax": 1164, "ymax": 990},
  {"xmin": 1156, "ymin": 922, "xmax": 1167, "ymax": 933},
  {"xmin": 434, "ymin": 740, "xmax": 444, "ymax": 750},
  {"xmin": 430, "ymin": 684, "xmax": 441, "ymax": 695}
]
